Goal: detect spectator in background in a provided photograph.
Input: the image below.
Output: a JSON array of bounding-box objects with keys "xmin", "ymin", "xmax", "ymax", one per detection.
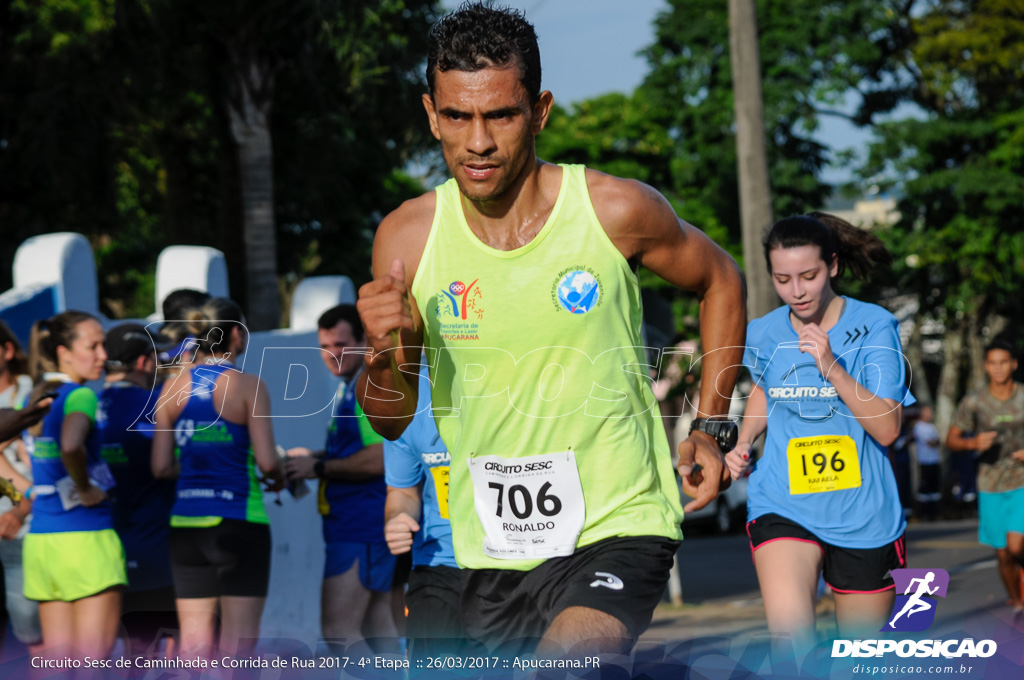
[
  {"xmin": 24, "ymin": 311, "xmax": 125, "ymax": 661},
  {"xmin": 947, "ymin": 340, "xmax": 1024, "ymax": 613},
  {"xmin": 284, "ymin": 305, "xmax": 398, "ymax": 656},
  {"xmin": 98, "ymin": 323, "xmax": 177, "ymax": 658},
  {"xmin": 0, "ymin": 322, "xmax": 42, "ymax": 659},
  {"xmin": 151, "ymin": 298, "xmax": 285, "ymax": 657},
  {"xmin": 913, "ymin": 405, "xmax": 942, "ymax": 521},
  {"xmin": 889, "ymin": 408, "xmax": 915, "ymax": 520}
]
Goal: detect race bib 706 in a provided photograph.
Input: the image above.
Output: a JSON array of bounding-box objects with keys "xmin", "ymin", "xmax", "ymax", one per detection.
[{"xmin": 467, "ymin": 451, "xmax": 585, "ymax": 560}]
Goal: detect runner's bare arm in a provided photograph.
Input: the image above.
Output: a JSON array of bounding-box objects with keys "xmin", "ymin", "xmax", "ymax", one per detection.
[
  {"xmin": 589, "ymin": 170, "xmax": 746, "ymax": 511},
  {"xmin": 384, "ymin": 485, "xmax": 423, "ymax": 555},
  {"xmin": 724, "ymin": 384, "xmax": 768, "ymax": 481},
  {"xmin": 0, "ymin": 397, "xmax": 52, "ymax": 441},
  {"xmin": 323, "ymin": 443, "xmax": 385, "ymax": 481},
  {"xmin": 356, "ymin": 195, "xmax": 434, "ymax": 439},
  {"xmin": 589, "ymin": 171, "xmax": 746, "ymax": 418},
  {"xmin": 60, "ymin": 411, "xmax": 106, "ymax": 506},
  {"xmin": 798, "ymin": 322, "xmax": 902, "ymax": 445},
  {"xmin": 284, "ymin": 443, "xmax": 383, "ymax": 481},
  {"xmin": 247, "ymin": 375, "xmax": 285, "ymax": 491},
  {"xmin": 151, "ymin": 377, "xmax": 183, "ymax": 479},
  {"xmin": 946, "ymin": 425, "xmax": 997, "ymax": 452}
]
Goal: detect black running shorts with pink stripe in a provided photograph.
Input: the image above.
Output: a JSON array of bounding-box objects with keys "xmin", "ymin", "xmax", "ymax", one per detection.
[{"xmin": 746, "ymin": 513, "xmax": 906, "ymax": 594}]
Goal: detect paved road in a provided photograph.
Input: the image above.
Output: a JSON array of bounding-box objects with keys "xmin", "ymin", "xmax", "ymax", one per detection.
[{"xmin": 643, "ymin": 518, "xmax": 1010, "ymax": 643}]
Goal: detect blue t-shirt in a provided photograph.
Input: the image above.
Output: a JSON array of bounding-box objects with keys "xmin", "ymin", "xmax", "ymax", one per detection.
[
  {"xmin": 384, "ymin": 366, "xmax": 456, "ymax": 568},
  {"xmin": 29, "ymin": 381, "xmax": 114, "ymax": 534},
  {"xmin": 319, "ymin": 375, "xmax": 386, "ymax": 544},
  {"xmin": 98, "ymin": 382, "xmax": 176, "ymax": 591},
  {"xmin": 744, "ymin": 297, "xmax": 914, "ymax": 548},
  {"xmin": 171, "ymin": 363, "xmax": 267, "ymax": 524}
]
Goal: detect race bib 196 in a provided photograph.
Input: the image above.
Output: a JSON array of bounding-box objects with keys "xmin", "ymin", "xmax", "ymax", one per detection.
[
  {"xmin": 467, "ymin": 451, "xmax": 585, "ymax": 560},
  {"xmin": 787, "ymin": 435, "xmax": 861, "ymax": 494}
]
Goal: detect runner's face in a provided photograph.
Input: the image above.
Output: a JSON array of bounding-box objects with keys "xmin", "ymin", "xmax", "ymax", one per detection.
[
  {"xmin": 57, "ymin": 319, "xmax": 107, "ymax": 383},
  {"xmin": 984, "ymin": 349, "xmax": 1017, "ymax": 385},
  {"xmin": 768, "ymin": 245, "xmax": 838, "ymax": 324},
  {"xmin": 424, "ymin": 65, "xmax": 548, "ymax": 203},
  {"xmin": 319, "ymin": 321, "xmax": 363, "ymax": 380}
]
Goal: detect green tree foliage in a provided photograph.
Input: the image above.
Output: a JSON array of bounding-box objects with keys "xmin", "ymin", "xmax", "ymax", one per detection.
[
  {"xmin": 537, "ymin": 1, "xmax": 915, "ymax": 337},
  {"xmin": 640, "ymin": 0, "xmax": 914, "ymax": 243},
  {"xmin": 0, "ymin": 0, "xmax": 438, "ymax": 320},
  {"xmin": 862, "ymin": 0, "xmax": 1024, "ymax": 336}
]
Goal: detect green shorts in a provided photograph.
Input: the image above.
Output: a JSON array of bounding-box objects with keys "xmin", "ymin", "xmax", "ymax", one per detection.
[{"xmin": 23, "ymin": 529, "xmax": 127, "ymax": 602}]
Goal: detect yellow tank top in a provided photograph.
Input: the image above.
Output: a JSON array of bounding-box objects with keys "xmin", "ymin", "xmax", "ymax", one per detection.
[{"xmin": 412, "ymin": 164, "xmax": 683, "ymax": 571}]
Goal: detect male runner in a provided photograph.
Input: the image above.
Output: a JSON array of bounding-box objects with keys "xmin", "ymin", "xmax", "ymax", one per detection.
[
  {"xmin": 97, "ymin": 323, "xmax": 177, "ymax": 655},
  {"xmin": 285, "ymin": 304, "xmax": 398, "ymax": 653},
  {"xmin": 383, "ymin": 362, "xmax": 466, "ymax": 661},
  {"xmin": 947, "ymin": 340, "xmax": 1024, "ymax": 611},
  {"xmin": 356, "ymin": 3, "xmax": 746, "ymax": 656}
]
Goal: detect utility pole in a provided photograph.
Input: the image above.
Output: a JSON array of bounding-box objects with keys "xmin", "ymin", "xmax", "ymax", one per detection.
[{"xmin": 730, "ymin": 0, "xmax": 777, "ymax": 320}]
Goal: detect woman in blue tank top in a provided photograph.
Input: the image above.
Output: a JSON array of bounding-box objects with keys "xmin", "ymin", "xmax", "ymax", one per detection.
[
  {"xmin": 151, "ymin": 298, "xmax": 284, "ymax": 658},
  {"xmin": 726, "ymin": 213, "xmax": 913, "ymax": 653},
  {"xmin": 23, "ymin": 310, "xmax": 126, "ymax": 661}
]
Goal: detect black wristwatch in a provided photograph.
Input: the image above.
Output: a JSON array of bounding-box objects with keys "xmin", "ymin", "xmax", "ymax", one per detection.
[
  {"xmin": 689, "ymin": 417, "xmax": 739, "ymax": 453},
  {"xmin": 313, "ymin": 459, "xmax": 326, "ymax": 479}
]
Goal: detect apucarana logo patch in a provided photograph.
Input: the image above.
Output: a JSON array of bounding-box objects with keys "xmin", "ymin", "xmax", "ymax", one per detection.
[
  {"xmin": 440, "ymin": 279, "xmax": 482, "ymax": 321},
  {"xmin": 551, "ymin": 266, "xmax": 602, "ymax": 314},
  {"xmin": 436, "ymin": 279, "xmax": 483, "ymax": 341},
  {"xmin": 832, "ymin": 568, "xmax": 997, "ymax": 659}
]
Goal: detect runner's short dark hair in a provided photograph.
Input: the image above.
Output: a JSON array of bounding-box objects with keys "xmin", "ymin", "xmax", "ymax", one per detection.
[
  {"xmin": 984, "ymin": 339, "xmax": 1016, "ymax": 360},
  {"xmin": 426, "ymin": 1, "xmax": 542, "ymax": 104}
]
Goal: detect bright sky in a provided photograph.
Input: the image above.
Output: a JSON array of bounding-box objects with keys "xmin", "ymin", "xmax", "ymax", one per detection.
[{"xmin": 441, "ymin": 0, "xmax": 870, "ymax": 183}]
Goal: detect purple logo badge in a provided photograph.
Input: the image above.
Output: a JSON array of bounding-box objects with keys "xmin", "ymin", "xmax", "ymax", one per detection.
[{"xmin": 882, "ymin": 568, "xmax": 949, "ymax": 632}]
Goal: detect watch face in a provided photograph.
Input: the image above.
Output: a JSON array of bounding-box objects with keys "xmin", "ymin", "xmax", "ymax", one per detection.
[{"xmin": 709, "ymin": 420, "xmax": 739, "ymax": 452}]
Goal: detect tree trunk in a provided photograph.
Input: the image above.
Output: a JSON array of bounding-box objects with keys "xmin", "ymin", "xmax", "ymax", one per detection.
[
  {"xmin": 935, "ymin": 319, "xmax": 965, "ymax": 445},
  {"xmin": 729, "ymin": 0, "xmax": 777, "ymax": 321},
  {"xmin": 906, "ymin": 300, "xmax": 933, "ymax": 407},
  {"xmin": 965, "ymin": 299, "xmax": 986, "ymax": 394},
  {"xmin": 227, "ymin": 51, "xmax": 280, "ymax": 331}
]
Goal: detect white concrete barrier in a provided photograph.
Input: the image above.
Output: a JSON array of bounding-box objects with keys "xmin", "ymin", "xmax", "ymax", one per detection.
[
  {"xmin": 288, "ymin": 276, "xmax": 356, "ymax": 331},
  {"xmin": 13, "ymin": 232, "xmax": 99, "ymax": 315},
  {"xmin": 154, "ymin": 246, "xmax": 230, "ymax": 318}
]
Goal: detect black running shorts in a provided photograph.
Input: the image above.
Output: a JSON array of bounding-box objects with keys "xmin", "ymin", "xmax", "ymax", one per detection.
[
  {"xmin": 168, "ymin": 520, "xmax": 271, "ymax": 598},
  {"xmin": 747, "ymin": 513, "xmax": 906, "ymax": 593},
  {"xmin": 460, "ymin": 535, "xmax": 679, "ymax": 655}
]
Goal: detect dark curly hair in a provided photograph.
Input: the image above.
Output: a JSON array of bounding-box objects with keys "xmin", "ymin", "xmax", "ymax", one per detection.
[{"xmin": 426, "ymin": 2, "xmax": 542, "ymax": 104}]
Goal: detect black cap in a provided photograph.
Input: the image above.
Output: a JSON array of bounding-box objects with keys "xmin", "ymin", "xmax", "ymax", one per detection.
[{"xmin": 104, "ymin": 323, "xmax": 174, "ymax": 369}]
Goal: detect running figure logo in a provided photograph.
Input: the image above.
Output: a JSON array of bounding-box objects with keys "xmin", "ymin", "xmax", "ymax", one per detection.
[{"xmin": 882, "ymin": 568, "xmax": 949, "ymax": 632}]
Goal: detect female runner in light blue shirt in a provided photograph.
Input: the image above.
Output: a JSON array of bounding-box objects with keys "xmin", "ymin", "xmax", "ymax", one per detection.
[{"xmin": 727, "ymin": 213, "xmax": 913, "ymax": 652}]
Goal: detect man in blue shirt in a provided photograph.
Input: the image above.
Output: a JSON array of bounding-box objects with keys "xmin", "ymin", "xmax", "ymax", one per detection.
[{"xmin": 286, "ymin": 305, "xmax": 398, "ymax": 654}]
